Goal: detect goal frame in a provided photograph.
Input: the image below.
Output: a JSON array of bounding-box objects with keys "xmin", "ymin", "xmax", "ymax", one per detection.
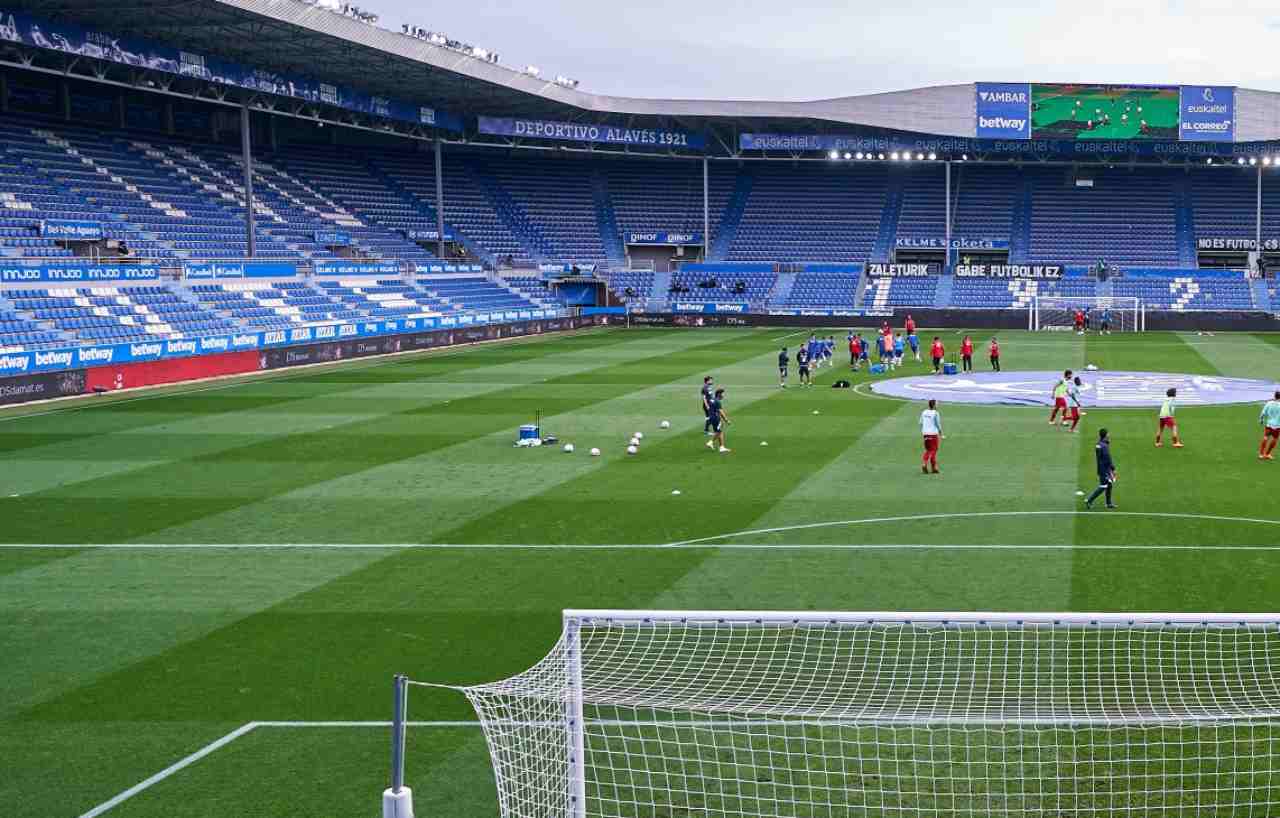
[
  {"xmin": 1029, "ymin": 295, "xmax": 1144, "ymax": 331},
  {"xmin": 388, "ymin": 609, "xmax": 1280, "ymax": 818}
]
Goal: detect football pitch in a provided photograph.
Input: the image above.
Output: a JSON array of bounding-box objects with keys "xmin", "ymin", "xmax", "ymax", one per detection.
[{"xmin": 5, "ymin": 325, "xmax": 1280, "ymax": 818}]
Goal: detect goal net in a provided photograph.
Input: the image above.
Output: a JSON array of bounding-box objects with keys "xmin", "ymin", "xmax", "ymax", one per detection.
[
  {"xmin": 1031, "ymin": 296, "xmax": 1143, "ymax": 332},
  {"xmin": 395, "ymin": 611, "xmax": 1280, "ymax": 818}
]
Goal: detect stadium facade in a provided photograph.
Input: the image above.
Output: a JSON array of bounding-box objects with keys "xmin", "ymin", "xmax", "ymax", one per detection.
[{"xmin": 0, "ymin": 0, "xmax": 1278, "ymax": 405}]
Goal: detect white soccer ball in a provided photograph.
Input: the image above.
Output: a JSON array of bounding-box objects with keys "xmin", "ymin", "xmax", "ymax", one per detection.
[
  {"xmin": 660, "ymin": 420, "xmax": 671, "ymax": 429},
  {"xmin": 626, "ymin": 445, "xmax": 638, "ymax": 455},
  {"xmin": 590, "ymin": 447, "xmax": 601, "ymax": 457},
  {"xmin": 813, "ymin": 410, "xmax": 820, "ymax": 415},
  {"xmin": 563, "ymin": 443, "xmax": 575, "ymax": 453},
  {"xmin": 531, "ymin": 438, "xmax": 542, "ymax": 447},
  {"xmin": 635, "ymin": 432, "xmax": 644, "ymax": 440},
  {"xmin": 629, "ymin": 436, "xmax": 640, "ymax": 447},
  {"xmin": 1086, "ymin": 364, "xmax": 1098, "ymax": 372},
  {"xmin": 760, "ymin": 441, "xmax": 769, "ymax": 447},
  {"xmin": 671, "ymin": 489, "xmax": 681, "ymax": 496}
]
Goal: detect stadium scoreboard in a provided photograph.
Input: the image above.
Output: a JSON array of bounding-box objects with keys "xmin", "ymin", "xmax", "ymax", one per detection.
[{"xmin": 977, "ymin": 83, "xmax": 1234, "ymax": 142}]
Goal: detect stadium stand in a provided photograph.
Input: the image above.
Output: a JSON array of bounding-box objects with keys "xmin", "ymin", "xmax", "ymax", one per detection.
[
  {"xmin": 861, "ymin": 275, "xmax": 940, "ymax": 309},
  {"xmin": 780, "ymin": 269, "xmax": 861, "ymax": 309},
  {"xmin": 1110, "ymin": 268, "xmax": 1254, "ymax": 311},
  {"xmin": 950, "ymin": 271, "xmax": 1098, "ymax": 309},
  {"xmin": 724, "ymin": 165, "xmax": 889, "ymax": 262},
  {"xmin": 1025, "ymin": 167, "xmax": 1181, "ymax": 266}
]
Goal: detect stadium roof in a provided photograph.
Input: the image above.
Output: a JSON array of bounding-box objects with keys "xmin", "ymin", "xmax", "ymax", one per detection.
[
  {"xmin": 11, "ymin": 0, "xmax": 1280, "ymax": 147},
  {"xmin": 10, "ymin": 0, "xmax": 970, "ymax": 136}
]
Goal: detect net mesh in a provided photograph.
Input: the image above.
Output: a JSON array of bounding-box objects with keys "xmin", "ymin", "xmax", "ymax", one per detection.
[
  {"xmin": 437, "ymin": 615, "xmax": 1280, "ymax": 817},
  {"xmin": 1034, "ymin": 297, "xmax": 1140, "ymax": 332}
]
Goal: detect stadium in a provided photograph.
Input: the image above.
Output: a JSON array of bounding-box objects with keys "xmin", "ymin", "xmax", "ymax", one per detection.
[{"xmin": 4, "ymin": 1, "xmax": 1280, "ymax": 817}]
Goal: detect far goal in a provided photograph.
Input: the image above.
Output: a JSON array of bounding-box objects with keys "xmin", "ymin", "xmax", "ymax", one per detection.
[
  {"xmin": 1031, "ymin": 295, "xmax": 1143, "ymax": 332},
  {"xmin": 386, "ymin": 610, "xmax": 1280, "ymax": 818}
]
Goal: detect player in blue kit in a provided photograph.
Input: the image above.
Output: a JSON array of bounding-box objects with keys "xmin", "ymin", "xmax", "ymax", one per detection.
[{"xmin": 797, "ymin": 346, "xmax": 812, "ymax": 386}]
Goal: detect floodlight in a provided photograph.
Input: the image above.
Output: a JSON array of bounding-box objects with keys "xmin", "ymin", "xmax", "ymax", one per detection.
[
  {"xmin": 828, "ymin": 150, "xmax": 839, "ymax": 160},
  {"xmin": 843, "ymin": 152, "xmax": 852, "ymax": 160},
  {"xmin": 890, "ymin": 152, "xmax": 900, "ymax": 160}
]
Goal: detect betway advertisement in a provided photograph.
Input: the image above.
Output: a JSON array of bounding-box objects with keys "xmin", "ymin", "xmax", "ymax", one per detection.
[{"xmin": 975, "ymin": 83, "xmax": 1031, "ymax": 139}]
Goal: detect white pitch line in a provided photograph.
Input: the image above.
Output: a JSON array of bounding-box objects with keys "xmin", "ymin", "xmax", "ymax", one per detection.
[
  {"xmin": 663, "ymin": 510, "xmax": 1280, "ymax": 547},
  {"xmin": 77, "ymin": 722, "xmax": 260, "ymax": 818}
]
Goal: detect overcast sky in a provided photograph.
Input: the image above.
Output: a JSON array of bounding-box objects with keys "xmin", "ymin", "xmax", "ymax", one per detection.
[{"xmin": 350, "ymin": 0, "xmax": 1280, "ymax": 100}]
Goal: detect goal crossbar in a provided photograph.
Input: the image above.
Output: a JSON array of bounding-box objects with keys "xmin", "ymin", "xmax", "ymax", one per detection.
[{"xmin": 564, "ymin": 610, "xmax": 1280, "ymax": 627}]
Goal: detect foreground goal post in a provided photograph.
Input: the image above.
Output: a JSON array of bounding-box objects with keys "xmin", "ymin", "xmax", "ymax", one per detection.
[
  {"xmin": 401, "ymin": 610, "xmax": 1280, "ymax": 817},
  {"xmin": 1031, "ymin": 296, "xmax": 1143, "ymax": 332}
]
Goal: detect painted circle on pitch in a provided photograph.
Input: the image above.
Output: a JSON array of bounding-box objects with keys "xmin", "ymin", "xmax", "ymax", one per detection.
[{"xmin": 869, "ymin": 370, "xmax": 1280, "ymax": 407}]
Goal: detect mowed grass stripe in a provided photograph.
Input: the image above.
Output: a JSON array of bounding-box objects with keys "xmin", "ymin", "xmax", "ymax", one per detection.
[
  {"xmin": 1183, "ymin": 331, "xmax": 1280, "ymax": 380},
  {"xmin": 0, "ymin": 329, "xmax": 631, "ymax": 460},
  {"xmin": 0, "ymin": 547, "xmax": 403, "ymax": 722},
  {"xmin": 138, "ymin": 333, "xmax": 804, "ymax": 546},
  {"xmin": 1071, "ymin": 331, "xmax": 1274, "ymax": 548},
  {"xmin": 15, "ymin": 546, "xmax": 723, "ymax": 816},
  {"xmin": 437, "ymin": 345, "xmax": 904, "ymax": 545},
  {"xmin": 0, "ymin": 330, "xmax": 746, "ymax": 543},
  {"xmin": 0, "ymin": 332, "xmax": 659, "ymax": 498}
]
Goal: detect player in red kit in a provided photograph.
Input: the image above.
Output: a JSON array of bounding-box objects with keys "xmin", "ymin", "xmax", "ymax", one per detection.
[
  {"xmin": 1049, "ymin": 370, "xmax": 1073, "ymax": 425},
  {"xmin": 989, "ymin": 337, "xmax": 1001, "ymax": 371},
  {"xmin": 930, "ymin": 336, "xmax": 945, "ymax": 375},
  {"xmin": 960, "ymin": 335, "xmax": 974, "ymax": 372},
  {"xmin": 1073, "ymin": 309, "xmax": 1085, "ymax": 334},
  {"xmin": 920, "ymin": 399, "xmax": 943, "ymax": 474},
  {"xmin": 849, "ymin": 334, "xmax": 861, "ymax": 369},
  {"xmin": 904, "ymin": 314, "xmax": 916, "ymax": 336}
]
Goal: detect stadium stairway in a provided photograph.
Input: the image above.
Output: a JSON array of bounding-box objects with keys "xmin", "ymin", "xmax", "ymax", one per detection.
[
  {"xmin": 1009, "ymin": 174, "xmax": 1034, "ymax": 263},
  {"xmin": 589, "ymin": 168, "xmax": 627, "ymax": 268},
  {"xmin": 1174, "ymin": 175, "xmax": 1198, "ymax": 267},
  {"xmin": 459, "ymin": 156, "xmax": 554, "ymax": 263},
  {"xmin": 1250, "ymin": 277, "xmax": 1272, "ymax": 311},
  {"xmin": 650, "ymin": 270, "xmax": 673, "ymax": 308},
  {"xmin": 709, "ymin": 169, "xmax": 752, "ymax": 262},
  {"xmin": 362, "ymin": 160, "xmax": 491, "ymax": 266},
  {"xmin": 1095, "ymin": 276, "xmax": 1114, "ymax": 301},
  {"xmin": 871, "ymin": 174, "xmax": 905, "ymax": 263},
  {"xmin": 933, "ymin": 272, "xmax": 954, "ymax": 307},
  {"xmin": 767, "ymin": 272, "xmax": 798, "ymax": 306}
]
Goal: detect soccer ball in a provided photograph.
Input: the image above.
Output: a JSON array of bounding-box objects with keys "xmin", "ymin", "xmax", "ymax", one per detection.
[
  {"xmin": 660, "ymin": 420, "xmax": 671, "ymax": 429},
  {"xmin": 626, "ymin": 445, "xmax": 638, "ymax": 455},
  {"xmin": 590, "ymin": 447, "xmax": 601, "ymax": 457},
  {"xmin": 563, "ymin": 443, "xmax": 575, "ymax": 453},
  {"xmin": 635, "ymin": 432, "xmax": 644, "ymax": 440},
  {"xmin": 629, "ymin": 437, "xmax": 641, "ymax": 447},
  {"xmin": 531, "ymin": 438, "xmax": 542, "ymax": 447}
]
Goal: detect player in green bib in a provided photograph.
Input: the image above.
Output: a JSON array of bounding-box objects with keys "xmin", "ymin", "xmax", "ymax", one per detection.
[
  {"xmin": 1260, "ymin": 391, "xmax": 1280, "ymax": 461},
  {"xmin": 1049, "ymin": 370, "xmax": 1073, "ymax": 426},
  {"xmin": 1155, "ymin": 387, "xmax": 1183, "ymax": 448}
]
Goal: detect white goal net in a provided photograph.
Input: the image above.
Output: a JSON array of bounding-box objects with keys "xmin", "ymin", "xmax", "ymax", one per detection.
[
  {"xmin": 396, "ymin": 611, "xmax": 1280, "ymax": 818},
  {"xmin": 1031, "ymin": 296, "xmax": 1143, "ymax": 332}
]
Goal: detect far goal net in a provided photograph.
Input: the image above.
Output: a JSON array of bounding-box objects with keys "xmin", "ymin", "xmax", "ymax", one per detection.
[
  {"xmin": 389, "ymin": 610, "xmax": 1280, "ymax": 818},
  {"xmin": 1032, "ymin": 296, "xmax": 1143, "ymax": 332}
]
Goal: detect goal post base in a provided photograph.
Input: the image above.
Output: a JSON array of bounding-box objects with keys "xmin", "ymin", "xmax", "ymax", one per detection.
[{"xmin": 382, "ymin": 786, "xmax": 414, "ymax": 818}]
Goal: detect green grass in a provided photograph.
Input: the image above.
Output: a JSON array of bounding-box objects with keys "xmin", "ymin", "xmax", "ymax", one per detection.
[{"xmin": 3, "ymin": 326, "xmax": 1280, "ymax": 817}]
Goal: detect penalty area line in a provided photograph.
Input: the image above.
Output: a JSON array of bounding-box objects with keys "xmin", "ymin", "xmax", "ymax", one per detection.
[
  {"xmin": 77, "ymin": 721, "xmax": 487, "ymax": 817},
  {"xmin": 77, "ymin": 722, "xmax": 260, "ymax": 818}
]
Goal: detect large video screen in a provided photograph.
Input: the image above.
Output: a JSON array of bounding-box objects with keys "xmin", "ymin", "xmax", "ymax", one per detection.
[{"xmin": 1030, "ymin": 84, "xmax": 1179, "ymax": 140}]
